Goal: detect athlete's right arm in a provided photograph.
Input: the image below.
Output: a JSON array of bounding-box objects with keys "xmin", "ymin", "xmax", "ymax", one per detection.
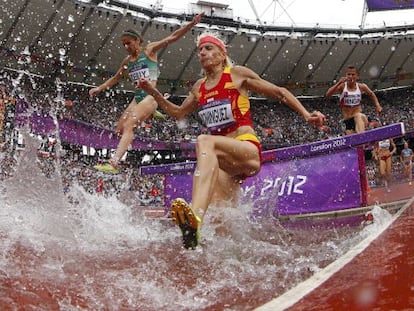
[
  {"xmin": 89, "ymin": 58, "xmax": 128, "ymax": 97},
  {"xmin": 139, "ymin": 77, "xmax": 200, "ymax": 119},
  {"xmin": 325, "ymin": 77, "xmax": 346, "ymax": 98}
]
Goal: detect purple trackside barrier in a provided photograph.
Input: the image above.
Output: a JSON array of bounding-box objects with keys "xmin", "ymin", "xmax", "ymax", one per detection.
[
  {"xmin": 140, "ymin": 123, "xmax": 405, "ymax": 216},
  {"xmin": 24, "ymin": 112, "xmax": 176, "ymax": 151}
]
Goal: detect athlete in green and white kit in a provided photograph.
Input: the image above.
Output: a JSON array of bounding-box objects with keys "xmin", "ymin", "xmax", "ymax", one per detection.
[{"xmin": 89, "ymin": 13, "xmax": 204, "ymax": 173}]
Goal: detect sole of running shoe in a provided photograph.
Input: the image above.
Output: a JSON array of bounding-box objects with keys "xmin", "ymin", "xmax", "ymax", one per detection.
[
  {"xmin": 93, "ymin": 163, "xmax": 118, "ymax": 174},
  {"xmin": 152, "ymin": 110, "xmax": 166, "ymax": 120},
  {"xmin": 170, "ymin": 198, "xmax": 200, "ymax": 249}
]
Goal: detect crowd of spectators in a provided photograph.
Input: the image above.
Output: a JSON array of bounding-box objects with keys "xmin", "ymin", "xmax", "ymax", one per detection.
[
  {"xmin": 59, "ymin": 83, "xmax": 414, "ymax": 149},
  {"xmin": 1, "ymin": 70, "xmax": 413, "ymax": 208}
]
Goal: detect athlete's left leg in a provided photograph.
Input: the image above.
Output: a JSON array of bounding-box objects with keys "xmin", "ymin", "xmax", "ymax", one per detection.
[
  {"xmin": 191, "ymin": 134, "xmax": 261, "ymax": 223},
  {"xmin": 113, "ymin": 96, "xmax": 157, "ymax": 164},
  {"xmin": 354, "ymin": 112, "xmax": 368, "ymax": 133}
]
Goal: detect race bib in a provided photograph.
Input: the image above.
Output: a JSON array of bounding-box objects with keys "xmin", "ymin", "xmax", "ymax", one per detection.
[
  {"xmin": 343, "ymin": 93, "xmax": 361, "ymax": 107},
  {"xmin": 379, "ymin": 139, "xmax": 390, "ymax": 149},
  {"xmin": 128, "ymin": 63, "xmax": 150, "ymax": 82},
  {"xmin": 198, "ymin": 98, "xmax": 235, "ymax": 132}
]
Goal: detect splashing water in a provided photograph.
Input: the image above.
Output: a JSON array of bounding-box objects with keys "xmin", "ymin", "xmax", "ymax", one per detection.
[{"xmin": 0, "ymin": 132, "xmax": 395, "ymax": 310}]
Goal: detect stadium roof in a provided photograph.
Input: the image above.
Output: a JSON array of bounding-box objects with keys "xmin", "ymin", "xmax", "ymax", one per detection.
[
  {"xmin": 1, "ymin": 0, "xmax": 414, "ymax": 96},
  {"xmin": 128, "ymin": 0, "xmax": 414, "ymax": 29}
]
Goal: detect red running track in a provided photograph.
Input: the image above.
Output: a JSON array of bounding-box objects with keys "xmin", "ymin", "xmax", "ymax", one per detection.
[{"xmin": 257, "ymin": 182, "xmax": 414, "ymax": 311}]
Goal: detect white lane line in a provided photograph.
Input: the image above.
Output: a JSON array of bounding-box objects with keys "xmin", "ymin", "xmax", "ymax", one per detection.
[{"xmin": 255, "ymin": 197, "xmax": 414, "ymax": 311}]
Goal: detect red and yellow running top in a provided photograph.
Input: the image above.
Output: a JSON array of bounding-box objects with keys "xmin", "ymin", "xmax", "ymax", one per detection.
[{"xmin": 197, "ymin": 66, "xmax": 253, "ymax": 135}]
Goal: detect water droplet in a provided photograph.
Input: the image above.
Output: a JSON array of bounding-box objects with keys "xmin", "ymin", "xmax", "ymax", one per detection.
[
  {"xmin": 22, "ymin": 46, "xmax": 30, "ymax": 55},
  {"xmin": 176, "ymin": 119, "xmax": 187, "ymax": 129},
  {"xmin": 368, "ymin": 66, "xmax": 379, "ymax": 77},
  {"xmin": 308, "ymin": 64, "xmax": 313, "ymax": 70},
  {"xmin": 59, "ymin": 48, "xmax": 66, "ymax": 56}
]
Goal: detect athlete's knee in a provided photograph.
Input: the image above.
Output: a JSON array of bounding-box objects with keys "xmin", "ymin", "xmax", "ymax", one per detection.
[
  {"xmin": 120, "ymin": 118, "xmax": 137, "ymax": 131},
  {"xmin": 196, "ymin": 134, "xmax": 210, "ymax": 145},
  {"xmin": 196, "ymin": 134, "xmax": 214, "ymax": 152}
]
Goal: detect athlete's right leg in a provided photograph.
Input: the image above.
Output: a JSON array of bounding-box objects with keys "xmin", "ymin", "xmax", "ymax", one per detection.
[
  {"xmin": 378, "ymin": 159, "xmax": 390, "ymax": 191},
  {"xmin": 378, "ymin": 159, "xmax": 386, "ymax": 180},
  {"xmin": 385, "ymin": 157, "xmax": 393, "ymax": 185}
]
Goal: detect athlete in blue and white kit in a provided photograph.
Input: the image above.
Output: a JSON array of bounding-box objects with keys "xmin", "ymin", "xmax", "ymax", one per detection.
[
  {"xmin": 89, "ymin": 13, "xmax": 204, "ymax": 173},
  {"xmin": 326, "ymin": 65, "xmax": 382, "ymax": 135},
  {"xmin": 400, "ymin": 140, "xmax": 413, "ymax": 185}
]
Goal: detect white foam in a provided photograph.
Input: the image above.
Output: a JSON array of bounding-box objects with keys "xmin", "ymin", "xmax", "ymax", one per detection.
[{"xmin": 0, "ymin": 130, "xmax": 380, "ymax": 310}]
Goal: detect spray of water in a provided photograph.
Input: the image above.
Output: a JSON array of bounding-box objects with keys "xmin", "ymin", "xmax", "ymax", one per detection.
[{"xmin": 0, "ymin": 130, "xmax": 396, "ymax": 310}]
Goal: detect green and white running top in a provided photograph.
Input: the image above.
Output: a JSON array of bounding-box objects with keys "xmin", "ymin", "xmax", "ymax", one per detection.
[{"xmin": 127, "ymin": 51, "xmax": 159, "ymax": 102}]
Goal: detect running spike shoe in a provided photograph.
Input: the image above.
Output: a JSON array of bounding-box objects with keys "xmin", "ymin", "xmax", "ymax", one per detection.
[
  {"xmin": 93, "ymin": 163, "xmax": 118, "ymax": 174},
  {"xmin": 170, "ymin": 198, "xmax": 201, "ymax": 250},
  {"xmin": 152, "ymin": 110, "xmax": 166, "ymax": 120}
]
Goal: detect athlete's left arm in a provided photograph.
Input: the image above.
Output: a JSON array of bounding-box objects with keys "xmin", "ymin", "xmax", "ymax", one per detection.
[
  {"xmin": 360, "ymin": 83, "xmax": 383, "ymax": 115},
  {"xmin": 373, "ymin": 142, "xmax": 380, "ymax": 161},
  {"xmin": 400, "ymin": 149, "xmax": 405, "ymax": 162},
  {"xmin": 234, "ymin": 66, "xmax": 325, "ymax": 127},
  {"xmin": 146, "ymin": 12, "xmax": 204, "ymax": 58},
  {"xmin": 390, "ymin": 139, "xmax": 397, "ymax": 155}
]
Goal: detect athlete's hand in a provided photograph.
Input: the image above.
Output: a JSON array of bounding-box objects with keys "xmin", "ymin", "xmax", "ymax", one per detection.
[
  {"xmin": 138, "ymin": 77, "xmax": 154, "ymax": 93},
  {"xmin": 307, "ymin": 110, "xmax": 326, "ymax": 128},
  {"xmin": 134, "ymin": 77, "xmax": 148, "ymax": 89},
  {"xmin": 339, "ymin": 76, "xmax": 347, "ymax": 85},
  {"xmin": 134, "ymin": 80, "xmax": 141, "ymax": 89},
  {"xmin": 89, "ymin": 87, "xmax": 100, "ymax": 98},
  {"xmin": 192, "ymin": 12, "xmax": 204, "ymax": 25},
  {"xmin": 376, "ymin": 104, "xmax": 383, "ymax": 115}
]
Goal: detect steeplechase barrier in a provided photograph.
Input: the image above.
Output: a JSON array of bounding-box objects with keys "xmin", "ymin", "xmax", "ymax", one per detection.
[{"xmin": 140, "ymin": 123, "xmax": 405, "ymax": 217}]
